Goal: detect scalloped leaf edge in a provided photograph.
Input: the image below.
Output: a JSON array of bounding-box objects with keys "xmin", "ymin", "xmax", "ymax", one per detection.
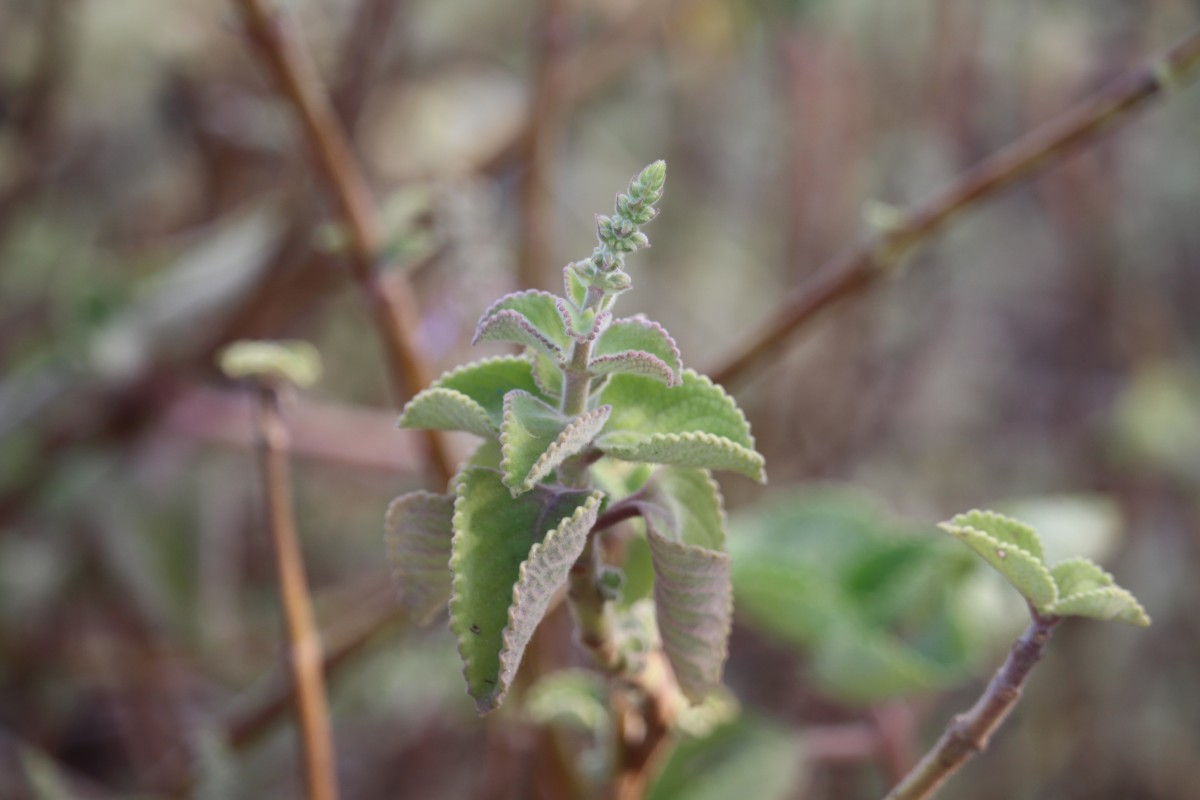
[
  {"xmin": 499, "ymin": 391, "xmax": 612, "ymax": 495},
  {"xmin": 397, "ymin": 387, "xmax": 495, "ymax": 438},
  {"xmin": 598, "ymin": 430, "xmax": 766, "ymax": 483},
  {"xmin": 937, "ymin": 520, "xmax": 1058, "ymax": 612}
]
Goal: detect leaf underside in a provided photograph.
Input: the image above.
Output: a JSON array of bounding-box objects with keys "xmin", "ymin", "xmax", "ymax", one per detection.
[
  {"xmin": 449, "ymin": 467, "xmax": 603, "ymax": 713},
  {"xmin": 637, "ymin": 467, "xmax": 732, "ymax": 701},
  {"xmin": 597, "ymin": 371, "xmax": 765, "ymax": 482},
  {"xmin": 384, "ymin": 491, "xmax": 455, "ymax": 624},
  {"xmin": 500, "ymin": 390, "xmax": 612, "ymax": 495}
]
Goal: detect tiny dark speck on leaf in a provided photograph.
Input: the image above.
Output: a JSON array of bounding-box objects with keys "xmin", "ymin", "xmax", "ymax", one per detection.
[{"xmin": 471, "ymin": 624, "xmax": 481, "ymax": 635}]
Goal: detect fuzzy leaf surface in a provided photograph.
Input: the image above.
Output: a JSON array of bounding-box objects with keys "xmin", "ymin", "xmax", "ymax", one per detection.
[
  {"xmin": 1048, "ymin": 558, "xmax": 1149, "ymax": 625},
  {"xmin": 473, "ymin": 290, "xmax": 571, "ymax": 361},
  {"xmin": 597, "ymin": 371, "xmax": 765, "ymax": 481},
  {"xmin": 950, "ymin": 510, "xmax": 1045, "ymax": 562},
  {"xmin": 384, "ymin": 491, "xmax": 455, "ymax": 624},
  {"xmin": 500, "ymin": 390, "xmax": 611, "ymax": 495},
  {"xmin": 590, "ymin": 317, "xmax": 683, "ymax": 386},
  {"xmin": 556, "ymin": 298, "xmax": 611, "ymax": 343},
  {"xmin": 939, "ymin": 511, "xmax": 1057, "ymax": 612},
  {"xmin": 530, "ymin": 351, "xmax": 564, "ymax": 399},
  {"xmin": 1049, "ymin": 586, "xmax": 1150, "ymax": 626},
  {"xmin": 449, "ymin": 467, "xmax": 603, "ymax": 713},
  {"xmin": 635, "ymin": 468, "xmax": 732, "ymax": 701},
  {"xmin": 564, "ymin": 264, "xmax": 589, "ymax": 307},
  {"xmin": 398, "ymin": 356, "xmax": 546, "ymax": 437}
]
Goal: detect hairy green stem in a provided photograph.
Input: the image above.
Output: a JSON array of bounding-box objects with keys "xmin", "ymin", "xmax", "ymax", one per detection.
[
  {"xmin": 883, "ymin": 612, "xmax": 1061, "ymax": 800},
  {"xmin": 561, "ymin": 283, "xmax": 623, "ymax": 669}
]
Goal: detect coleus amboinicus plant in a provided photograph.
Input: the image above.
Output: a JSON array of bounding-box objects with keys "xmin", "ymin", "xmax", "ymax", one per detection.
[{"xmin": 384, "ymin": 161, "xmax": 766, "ymax": 713}]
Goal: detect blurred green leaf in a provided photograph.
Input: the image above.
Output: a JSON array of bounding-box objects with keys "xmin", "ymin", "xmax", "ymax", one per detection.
[{"xmin": 648, "ymin": 718, "xmax": 805, "ymax": 800}]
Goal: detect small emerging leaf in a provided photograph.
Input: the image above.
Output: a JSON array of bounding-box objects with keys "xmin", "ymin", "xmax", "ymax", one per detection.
[
  {"xmin": 637, "ymin": 468, "xmax": 733, "ymax": 701},
  {"xmin": 564, "ymin": 263, "xmax": 590, "ymax": 307},
  {"xmin": 597, "ymin": 371, "xmax": 765, "ymax": 482},
  {"xmin": 218, "ymin": 339, "xmax": 321, "ymax": 387},
  {"xmin": 950, "ymin": 510, "xmax": 1045, "ymax": 562},
  {"xmin": 556, "ymin": 297, "xmax": 611, "ymax": 343},
  {"xmin": 1049, "ymin": 557, "xmax": 1115, "ymax": 598},
  {"xmin": 1049, "ymin": 586, "xmax": 1150, "ymax": 626},
  {"xmin": 500, "ymin": 390, "xmax": 611, "ymax": 495},
  {"xmin": 938, "ymin": 513, "xmax": 1058, "ymax": 612},
  {"xmin": 473, "ymin": 290, "xmax": 572, "ymax": 362},
  {"xmin": 398, "ymin": 356, "xmax": 545, "ymax": 437},
  {"xmin": 1048, "ymin": 558, "xmax": 1149, "ymax": 626},
  {"xmin": 590, "ymin": 316, "xmax": 683, "ymax": 386},
  {"xmin": 385, "ymin": 491, "xmax": 455, "ymax": 625},
  {"xmin": 449, "ymin": 467, "xmax": 604, "ymax": 713}
]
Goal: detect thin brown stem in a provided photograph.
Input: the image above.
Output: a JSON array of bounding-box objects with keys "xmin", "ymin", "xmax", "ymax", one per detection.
[
  {"xmin": 710, "ymin": 27, "xmax": 1200, "ymax": 387},
  {"xmin": 234, "ymin": 0, "xmax": 454, "ymax": 482},
  {"xmin": 518, "ymin": 0, "xmax": 575, "ymax": 290},
  {"xmin": 882, "ymin": 613, "xmax": 1061, "ymax": 800},
  {"xmin": 253, "ymin": 385, "xmax": 340, "ymax": 800}
]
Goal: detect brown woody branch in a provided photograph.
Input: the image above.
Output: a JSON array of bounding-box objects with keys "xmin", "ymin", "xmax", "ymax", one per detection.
[
  {"xmin": 710, "ymin": 27, "xmax": 1200, "ymax": 387},
  {"xmin": 234, "ymin": 0, "xmax": 455, "ymax": 482},
  {"xmin": 883, "ymin": 613, "xmax": 1061, "ymax": 800},
  {"xmin": 252, "ymin": 384, "xmax": 340, "ymax": 800}
]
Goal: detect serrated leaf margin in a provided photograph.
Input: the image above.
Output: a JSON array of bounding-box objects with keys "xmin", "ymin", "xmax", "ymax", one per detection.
[{"xmin": 937, "ymin": 518, "xmax": 1058, "ymax": 612}]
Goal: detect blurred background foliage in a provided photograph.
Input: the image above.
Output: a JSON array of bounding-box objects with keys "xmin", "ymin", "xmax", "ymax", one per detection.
[{"xmin": 2, "ymin": 0, "xmax": 1199, "ymax": 797}]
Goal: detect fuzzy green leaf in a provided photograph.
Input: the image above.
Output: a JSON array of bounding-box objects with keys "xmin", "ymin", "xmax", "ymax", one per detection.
[
  {"xmin": 500, "ymin": 390, "xmax": 611, "ymax": 495},
  {"xmin": 1049, "ymin": 585, "xmax": 1151, "ymax": 626},
  {"xmin": 1048, "ymin": 558, "xmax": 1150, "ymax": 626},
  {"xmin": 590, "ymin": 317, "xmax": 683, "ymax": 386},
  {"xmin": 525, "ymin": 669, "xmax": 610, "ymax": 734},
  {"xmin": 449, "ymin": 468, "xmax": 603, "ymax": 713},
  {"xmin": 564, "ymin": 264, "xmax": 589, "ymax": 307},
  {"xmin": 810, "ymin": 628, "xmax": 945, "ymax": 704},
  {"xmin": 385, "ymin": 491, "xmax": 455, "ymax": 625},
  {"xmin": 398, "ymin": 356, "xmax": 545, "ymax": 437},
  {"xmin": 939, "ymin": 511, "xmax": 1057, "ymax": 612},
  {"xmin": 950, "ymin": 509, "xmax": 1045, "ymax": 562},
  {"xmin": 1049, "ymin": 557, "xmax": 1114, "ymax": 598},
  {"xmin": 218, "ymin": 339, "xmax": 321, "ymax": 387},
  {"xmin": 556, "ymin": 297, "xmax": 611, "ymax": 343},
  {"xmin": 596, "ymin": 371, "xmax": 765, "ymax": 482},
  {"xmin": 397, "ymin": 388, "xmax": 495, "ymax": 438},
  {"xmin": 649, "ymin": 719, "xmax": 805, "ymax": 800},
  {"xmin": 530, "ymin": 350, "xmax": 564, "ymax": 399},
  {"xmin": 636, "ymin": 468, "xmax": 732, "ymax": 701},
  {"xmin": 473, "ymin": 290, "xmax": 572, "ymax": 362}
]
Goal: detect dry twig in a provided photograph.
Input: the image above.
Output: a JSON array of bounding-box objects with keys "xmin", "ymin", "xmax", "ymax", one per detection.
[{"xmin": 710, "ymin": 28, "xmax": 1200, "ymax": 387}]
